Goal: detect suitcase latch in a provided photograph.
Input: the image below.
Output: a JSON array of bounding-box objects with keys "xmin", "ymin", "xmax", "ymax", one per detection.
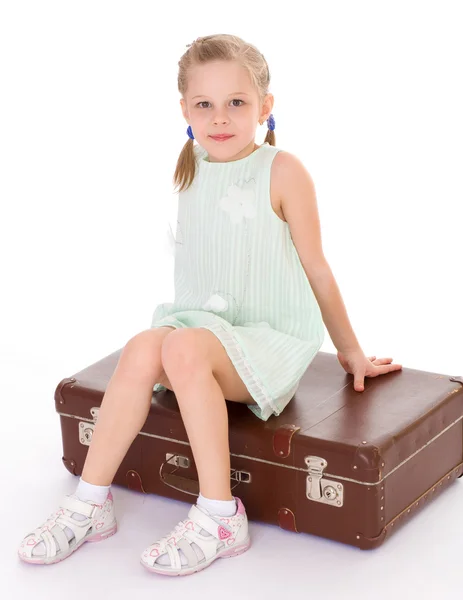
[
  {"xmin": 78, "ymin": 407, "xmax": 100, "ymax": 446},
  {"xmin": 305, "ymin": 456, "xmax": 344, "ymax": 507},
  {"xmin": 166, "ymin": 453, "xmax": 191, "ymax": 468},
  {"xmin": 165, "ymin": 454, "xmax": 251, "ymax": 484}
]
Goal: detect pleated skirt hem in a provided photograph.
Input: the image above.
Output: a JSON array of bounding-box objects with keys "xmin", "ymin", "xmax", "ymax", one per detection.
[{"xmin": 150, "ymin": 315, "xmax": 296, "ymax": 421}]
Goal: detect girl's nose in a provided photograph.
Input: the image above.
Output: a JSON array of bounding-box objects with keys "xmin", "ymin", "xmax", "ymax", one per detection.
[{"xmin": 213, "ymin": 114, "xmax": 230, "ymax": 125}]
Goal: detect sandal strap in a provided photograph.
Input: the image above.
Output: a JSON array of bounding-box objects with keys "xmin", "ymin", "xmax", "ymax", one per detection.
[
  {"xmin": 40, "ymin": 528, "xmax": 58, "ymax": 558},
  {"xmin": 37, "ymin": 517, "xmax": 86, "ymax": 559},
  {"xmin": 50, "ymin": 524, "xmax": 70, "ymax": 554},
  {"xmin": 166, "ymin": 542, "xmax": 181, "ymax": 570},
  {"xmin": 187, "ymin": 505, "xmax": 233, "ymax": 540},
  {"xmin": 183, "ymin": 529, "xmax": 224, "ymax": 562},
  {"xmin": 177, "ymin": 537, "xmax": 199, "ymax": 568},
  {"xmin": 54, "ymin": 514, "xmax": 94, "ymax": 545},
  {"xmin": 60, "ymin": 495, "xmax": 98, "ymax": 518}
]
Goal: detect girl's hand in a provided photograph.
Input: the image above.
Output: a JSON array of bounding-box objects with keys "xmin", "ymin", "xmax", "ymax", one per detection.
[{"xmin": 336, "ymin": 350, "xmax": 403, "ymax": 392}]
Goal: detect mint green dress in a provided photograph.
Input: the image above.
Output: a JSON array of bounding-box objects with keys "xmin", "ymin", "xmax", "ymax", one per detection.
[{"xmin": 151, "ymin": 142, "xmax": 325, "ymax": 421}]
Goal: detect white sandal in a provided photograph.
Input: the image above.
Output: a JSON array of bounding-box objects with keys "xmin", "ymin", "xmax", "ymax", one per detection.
[
  {"xmin": 140, "ymin": 496, "xmax": 251, "ymax": 576},
  {"xmin": 18, "ymin": 491, "xmax": 117, "ymax": 565}
]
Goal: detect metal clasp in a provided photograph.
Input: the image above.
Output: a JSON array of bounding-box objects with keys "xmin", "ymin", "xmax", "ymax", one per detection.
[
  {"xmin": 166, "ymin": 453, "xmax": 190, "ymax": 468},
  {"xmin": 160, "ymin": 453, "xmax": 252, "ymax": 496},
  {"xmin": 230, "ymin": 469, "xmax": 252, "ymax": 483},
  {"xmin": 305, "ymin": 456, "xmax": 344, "ymax": 507},
  {"xmin": 166, "ymin": 453, "xmax": 251, "ymax": 484},
  {"xmin": 78, "ymin": 407, "xmax": 100, "ymax": 446}
]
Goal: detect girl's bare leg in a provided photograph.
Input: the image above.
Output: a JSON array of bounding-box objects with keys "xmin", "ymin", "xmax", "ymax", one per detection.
[
  {"xmin": 81, "ymin": 327, "xmax": 175, "ymax": 486},
  {"xmin": 17, "ymin": 326, "xmax": 177, "ymax": 564},
  {"xmin": 161, "ymin": 343, "xmax": 232, "ymax": 501},
  {"xmin": 139, "ymin": 330, "xmax": 252, "ymax": 574}
]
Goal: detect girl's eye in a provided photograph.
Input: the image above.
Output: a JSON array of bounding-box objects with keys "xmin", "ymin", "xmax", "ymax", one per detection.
[{"xmin": 197, "ymin": 99, "xmax": 244, "ymax": 108}]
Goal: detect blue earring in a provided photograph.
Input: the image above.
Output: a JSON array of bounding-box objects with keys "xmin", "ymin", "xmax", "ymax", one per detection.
[
  {"xmin": 187, "ymin": 125, "xmax": 195, "ymax": 140},
  {"xmin": 267, "ymin": 114, "xmax": 275, "ymax": 131}
]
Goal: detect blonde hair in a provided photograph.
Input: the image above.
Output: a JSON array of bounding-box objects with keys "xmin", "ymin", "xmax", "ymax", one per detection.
[{"xmin": 174, "ymin": 34, "xmax": 275, "ymax": 193}]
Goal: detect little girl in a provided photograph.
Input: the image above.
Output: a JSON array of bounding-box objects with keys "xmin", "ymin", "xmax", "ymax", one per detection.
[{"xmin": 18, "ymin": 34, "xmax": 401, "ymax": 575}]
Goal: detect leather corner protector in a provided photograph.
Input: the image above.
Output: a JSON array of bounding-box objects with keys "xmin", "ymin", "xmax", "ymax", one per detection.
[
  {"xmin": 355, "ymin": 527, "xmax": 387, "ymax": 550},
  {"xmin": 126, "ymin": 470, "xmax": 146, "ymax": 493},
  {"xmin": 273, "ymin": 424, "xmax": 300, "ymax": 458},
  {"xmin": 62, "ymin": 456, "xmax": 77, "ymax": 475},
  {"xmin": 55, "ymin": 377, "xmax": 77, "ymax": 406},
  {"xmin": 278, "ymin": 507, "xmax": 298, "ymax": 532},
  {"xmin": 352, "ymin": 443, "xmax": 383, "ymax": 472}
]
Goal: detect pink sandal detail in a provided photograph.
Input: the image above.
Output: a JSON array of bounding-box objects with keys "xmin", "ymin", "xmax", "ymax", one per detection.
[{"xmin": 140, "ymin": 497, "xmax": 251, "ymax": 576}]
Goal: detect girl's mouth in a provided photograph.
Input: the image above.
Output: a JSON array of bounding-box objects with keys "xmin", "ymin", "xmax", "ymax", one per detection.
[{"xmin": 210, "ymin": 135, "xmax": 234, "ymax": 141}]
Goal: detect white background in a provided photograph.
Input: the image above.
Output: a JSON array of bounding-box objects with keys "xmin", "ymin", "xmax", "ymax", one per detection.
[{"xmin": 1, "ymin": 1, "xmax": 462, "ymax": 598}]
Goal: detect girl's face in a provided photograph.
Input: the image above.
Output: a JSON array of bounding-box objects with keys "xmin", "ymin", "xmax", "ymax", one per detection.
[{"xmin": 180, "ymin": 60, "xmax": 273, "ymax": 162}]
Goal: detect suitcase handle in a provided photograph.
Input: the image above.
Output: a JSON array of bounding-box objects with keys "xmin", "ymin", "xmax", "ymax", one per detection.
[{"xmin": 159, "ymin": 453, "xmax": 242, "ymax": 497}]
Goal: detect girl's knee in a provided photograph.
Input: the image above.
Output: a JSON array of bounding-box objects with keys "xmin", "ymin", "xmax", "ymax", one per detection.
[
  {"xmin": 118, "ymin": 328, "xmax": 172, "ymax": 381},
  {"xmin": 124, "ymin": 327, "xmax": 176, "ymax": 356},
  {"xmin": 161, "ymin": 329, "xmax": 207, "ymax": 377}
]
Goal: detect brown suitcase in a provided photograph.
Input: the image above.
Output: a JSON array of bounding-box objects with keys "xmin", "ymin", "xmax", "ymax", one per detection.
[{"xmin": 55, "ymin": 349, "xmax": 463, "ymax": 550}]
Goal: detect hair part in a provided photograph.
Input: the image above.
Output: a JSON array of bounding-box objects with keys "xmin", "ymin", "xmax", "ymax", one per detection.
[{"xmin": 173, "ymin": 34, "xmax": 275, "ymax": 193}]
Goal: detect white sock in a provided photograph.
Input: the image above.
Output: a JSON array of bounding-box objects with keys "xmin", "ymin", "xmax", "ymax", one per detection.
[
  {"xmin": 75, "ymin": 477, "xmax": 111, "ymax": 505},
  {"xmin": 197, "ymin": 493, "xmax": 237, "ymax": 517},
  {"xmin": 32, "ymin": 478, "xmax": 111, "ymax": 557},
  {"xmin": 155, "ymin": 494, "xmax": 237, "ymax": 566}
]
